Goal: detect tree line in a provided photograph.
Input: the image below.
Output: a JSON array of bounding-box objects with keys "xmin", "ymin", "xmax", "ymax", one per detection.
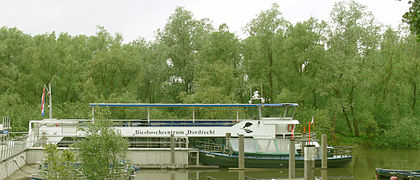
[{"xmin": 1, "ymin": 1, "xmax": 419, "ymax": 148}]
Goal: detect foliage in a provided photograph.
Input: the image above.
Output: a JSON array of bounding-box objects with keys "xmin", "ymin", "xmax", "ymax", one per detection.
[
  {"xmin": 243, "ymin": 3, "xmax": 290, "ymax": 102},
  {"xmin": 42, "ymin": 144, "xmax": 77, "ymax": 180},
  {"xmin": 403, "ymin": 0, "xmax": 420, "ymax": 41},
  {"xmin": 74, "ymin": 109, "xmax": 130, "ymax": 179},
  {"xmin": 377, "ymin": 117, "xmax": 420, "ymax": 149},
  {"xmin": 0, "ymin": 1, "xmax": 420, "ymax": 149}
]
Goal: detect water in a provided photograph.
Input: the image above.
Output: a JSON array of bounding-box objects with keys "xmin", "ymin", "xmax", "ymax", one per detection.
[
  {"xmin": 134, "ymin": 148, "xmax": 420, "ymax": 180},
  {"xmin": 8, "ymin": 148, "xmax": 420, "ymax": 179}
]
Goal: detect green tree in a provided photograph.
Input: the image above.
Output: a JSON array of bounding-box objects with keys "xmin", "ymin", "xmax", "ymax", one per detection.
[
  {"xmin": 401, "ymin": 34, "xmax": 420, "ymax": 115},
  {"xmin": 403, "ymin": 0, "xmax": 420, "ymax": 40},
  {"xmin": 124, "ymin": 38, "xmax": 167, "ymax": 103},
  {"xmin": 74, "ymin": 109, "xmax": 129, "ymax": 179},
  {"xmin": 42, "ymin": 144, "xmax": 77, "ymax": 180},
  {"xmin": 244, "ymin": 3, "xmax": 290, "ymax": 102},
  {"xmin": 280, "ymin": 18, "xmax": 327, "ymax": 107},
  {"xmin": 183, "ymin": 24, "xmax": 242, "ymax": 103},
  {"xmin": 321, "ymin": 0, "xmax": 380, "ymax": 139},
  {"xmin": 369, "ymin": 28, "xmax": 403, "ymax": 133},
  {"xmin": 157, "ymin": 7, "xmax": 212, "ymax": 102}
]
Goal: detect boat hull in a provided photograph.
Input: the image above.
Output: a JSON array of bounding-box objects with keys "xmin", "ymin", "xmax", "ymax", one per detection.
[
  {"xmin": 199, "ymin": 151, "xmax": 352, "ymax": 168},
  {"xmin": 375, "ymin": 168, "xmax": 420, "ymax": 179}
]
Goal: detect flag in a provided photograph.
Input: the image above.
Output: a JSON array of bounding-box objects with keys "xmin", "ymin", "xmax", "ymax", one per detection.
[
  {"xmin": 311, "ymin": 116, "xmax": 315, "ymax": 130},
  {"xmin": 41, "ymin": 87, "xmax": 45, "ymax": 117}
]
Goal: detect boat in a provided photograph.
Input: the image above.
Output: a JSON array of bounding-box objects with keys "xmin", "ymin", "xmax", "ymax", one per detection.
[
  {"xmin": 375, "ymin": 168, "xmax": 420, "ymax": 179},
  {"xmin": 198, "ymin": 142, "xmax": 352, "ymax": 168},
  {"xmin": 26, "ymin": 91, "xmax": 352, "ymax": 168},
  {"xmin": 196, "ymin": 126, "xmax": 352, "ymax": 168}
]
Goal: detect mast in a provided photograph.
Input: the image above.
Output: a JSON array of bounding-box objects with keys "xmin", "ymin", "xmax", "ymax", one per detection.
[
  {"xmin": 249, "ymin": 90, "xmax": 265, "ymax": 120},
  {"xmin": 49, "ymin": 83, "xmax": 52, "ymax": 119},
  {"xmin": 44, "ymin": 83, "xmax": 53, "ymax": 119}
]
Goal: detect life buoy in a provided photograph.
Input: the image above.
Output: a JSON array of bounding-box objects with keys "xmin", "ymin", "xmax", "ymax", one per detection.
[{"xmin": 287, "ymin": 124, "xmax": 294, "ymax": 132}]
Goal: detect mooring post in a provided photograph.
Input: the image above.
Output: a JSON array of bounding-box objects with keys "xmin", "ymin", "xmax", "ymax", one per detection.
[
  {"xmin": 289, "ymin": 140, "xmax": 295, "ymax": 178},
  {"xmin": 170, "ymin": 133, "xmax": 175, "ymax": 166},
  {"xmin": 238, "ymin": 134, "xmax": 245, "ymax": 169},
  {"xmin": 238, "ymin": 170, "xmax": 245, "ymax": 180},
  {"xmin": 321, "ymin": 134, "xmax": 328, "ymax": 180},
  {"xmin": 322, "ymin": 134, "xmax": 327, "ymax": 169},
  {"xmin": 304, "ymin": 145, "xmax": 315, "ymax": 180},
  {"xmin": 170, "ymin": 172, "xmax": 175, "ymax": 180}
]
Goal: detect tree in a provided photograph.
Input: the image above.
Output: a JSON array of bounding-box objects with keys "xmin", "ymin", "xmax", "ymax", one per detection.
[
  {"xmin": 157, "ymin": 7, "xmax": 212, "ymax": 102},
  {"xmin": 280, "ymin": 17, "xmax": 327, "ymax": 108},
  {"xmin": 41, "ymin": 144, "xmax": 77, "ymax": 180},
  {"xmin": 322, "ymin": 0, "xmax": 380, "ymax": 138},
  {"xmin": 403, "ymin": 0, "xmax": 420, "ymax": 41},
  {"xmin": 400, "ymin": 34, "xmax": 420, "ymax": 115},
  {"xmin": 244, "ymin": 3, "xmax": 290, "ymax": 102},
  {"xmin": 182, "ymin": 24, "xmax": 243, "ymax": 104},
  {"xmin": 124, "ymin": 38, "xmax": 168, "ymax": 103},
  {"xmin": 74, "ymin": 109, "xmax": 129, "ymax": 179}
]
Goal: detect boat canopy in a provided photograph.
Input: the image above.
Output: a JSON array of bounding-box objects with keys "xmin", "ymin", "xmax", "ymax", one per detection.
[
  {"xmin": 89, "ymin": 103, "xmax": 298, "ymax": 107},
  {"xmin": 229, "ymin": 138, "xmax": 296, "ymax": 155}
]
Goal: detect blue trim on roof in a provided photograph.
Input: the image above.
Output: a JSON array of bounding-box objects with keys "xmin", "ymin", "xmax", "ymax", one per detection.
[{"xmin": 89, "ymin": 103, "xmax": 298, "ymax": 107}]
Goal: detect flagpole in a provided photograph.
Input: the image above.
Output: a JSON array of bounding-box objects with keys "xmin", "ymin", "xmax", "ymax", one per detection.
[{"xmin": 49, "ymin": 83, "xmax": 52, "ymax": 120}]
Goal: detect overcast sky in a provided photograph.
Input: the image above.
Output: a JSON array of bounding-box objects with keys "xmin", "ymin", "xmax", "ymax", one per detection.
[{"xmin": 0, "ymin": 0, "xmax": 411, "ymax": 43}]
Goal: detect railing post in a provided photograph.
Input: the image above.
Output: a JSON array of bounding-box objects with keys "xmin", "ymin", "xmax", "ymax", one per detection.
[
  {"xmin": 170, "ymin": 133, "xmax": 175, "ymax": 166},
  {"xmin": 147, "ymin": 106, "xmax": 150, "ymax": 124},
  {"xmin": 7, "ymin": 140, "xmax": 10, "ymax": 158},
  {"xmin": 225, "ymin": 133, "xmax": 231, "ymax": 153},
  {"xmin": 2, "ymin": 141, "xmax": 5, "ymax": 160},
  {"xmin": 236, "ymin": 107, "xmax": 239, "ymax": 122},
  {"xmin": 1, "ymin": 142, "xmax": 3, "ymax": 160},
  {"xmin": 192, "ymin": 107, "xmax": 195, "ymax": 123},
  {"xmin": 12, "ymin": 140, "xmax": 16, "ymax": 156}
]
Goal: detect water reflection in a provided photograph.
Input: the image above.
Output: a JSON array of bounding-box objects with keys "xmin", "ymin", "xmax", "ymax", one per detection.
[
  {"xmin": 133, "ymin": 168, "xmax": 354, "ymax": 180},
  {"xmin": 133, "ymin": 149, "xmax": 420, "ymax": 180}
]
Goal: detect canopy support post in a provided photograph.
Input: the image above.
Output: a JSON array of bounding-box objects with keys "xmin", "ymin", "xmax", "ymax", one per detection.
[{"xmin": 192, "ymin": 107, "xmax": 195, "ymax": 123}]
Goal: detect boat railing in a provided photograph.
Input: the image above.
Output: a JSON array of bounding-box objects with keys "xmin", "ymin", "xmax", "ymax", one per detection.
[
  {"xmin": 291, "ymin": 132, "xmax": 317, "ymax": 142},
  {"xmin": 26, "ymin": 132, "xmax": 190, "ymax": 149},
  {"xmin": 331, "ymin": 146, "xmax": 353, "ymax": 158},
  {"xmin": 128, "ymin": 138, "xmax": 188, "ymax": 148},
  {"xmin": 195, "ymin": 141, "xmax": 223, "ymax": 152},
  {"xmin": 0, "ymin": 134, "xmax": 28, "ymax": 161},
  {"xmin": 82, "ymin": 119, "xmax": 240, "ymax": 127}
]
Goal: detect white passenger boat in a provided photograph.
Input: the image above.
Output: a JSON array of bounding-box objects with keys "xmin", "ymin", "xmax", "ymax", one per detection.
[
  {"xmin": 26, "ymin": 92, "xmax": 352, "ymax": 168},
  {"xmin": 29, "ymin": 102, "xmax": 301, "ymax": 146}
]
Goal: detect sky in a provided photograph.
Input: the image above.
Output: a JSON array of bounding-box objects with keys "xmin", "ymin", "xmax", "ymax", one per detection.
[{"xmin": 0, "ymin": 0, "xmax": 412, "ymax": 42}]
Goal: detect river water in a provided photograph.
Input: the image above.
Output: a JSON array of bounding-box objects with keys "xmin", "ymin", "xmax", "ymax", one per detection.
[
  {"xmin": 8, "ymin": 149, "xmax": 420, "ymax": 179},
  {"xmin": 134, "ymin": 148, "xmax": 420, "ymax": 180}
]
